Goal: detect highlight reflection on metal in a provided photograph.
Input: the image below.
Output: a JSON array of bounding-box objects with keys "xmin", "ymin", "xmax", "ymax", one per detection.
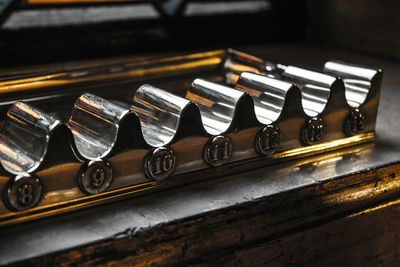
[
  {"xmin": 0, "ymin": 49, "xmax": 382, "ymax": 226},
  {"xmin": 69, "ymin": 93, "xmax": 131, "ymax": 160},
  {"xmin": 0, "ymin": 102, "xmax": 62, "ymax": 175},
  {"xmin": 226, "ymin": 49, "xmax": 382, "ymax": 112}
]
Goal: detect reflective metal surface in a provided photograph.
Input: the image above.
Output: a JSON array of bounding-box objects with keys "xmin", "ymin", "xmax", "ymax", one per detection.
[
  {"xmin": 0, "ymin": 102, "xmax": 61, "ymax": 175},
  {"xmin": 187, "ymin": 79, "xmax": 247, "ymax": 135},
  {"xmin": 226, "ymin": 50, "xmax": 381, "ymax": 120},
  {"xmin": 78, "ymin": 160, "xmax": 113, "ymax": 195},
  {"xmin": 133, "ymin": 84, "xmax": 194, "ymax": 147},
  {"xmin": 69, "ymin": 93, "xmax": 131, "ymax": 160},
  {"xmin": 203, "ymin": 135, "xmax": 233, "ymax": 166},
  {"xmin": 0, "ymin": 50, "xmax": 224, "ymax": 111},
  {"xmin": 255, "ymin": 125, "xmax": 280, "ymax": 155},
  {"xmin": 68, "ymin": 94, "xmax": 129, "ymax": 160},
  {"xmin": 236, "ymin": 71, "xmax": 301, "ymax": 124},
  {"xmin": 0, "ymin": 49, "xmax": 382, "ymax": 226},
  {"xmin": 324, "ymin": 61, "xmax": 382, "ymax": 108},
  {"xmin": 144, "ymin": 147, "xmax": 176, "ymax": 181},
  {"xmin": 3, "ymin": 174, "xmax": 43, "ymax": 211},
  {"xmin": 344, "ymin": 108, "xmax": 365, "ymax": 136},
  {"xmin": 302, "ymin": 117, "xmax": 324, "ymax": 145}
]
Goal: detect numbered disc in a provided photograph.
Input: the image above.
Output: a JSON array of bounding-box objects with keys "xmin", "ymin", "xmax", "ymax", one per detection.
[
  {"xmin": 144, "ymin": 147, "xmax": 176, "ymax": 181},
  {"xmin": 4, "ymin": 175, "xmax": 43, "ymax": 211}
]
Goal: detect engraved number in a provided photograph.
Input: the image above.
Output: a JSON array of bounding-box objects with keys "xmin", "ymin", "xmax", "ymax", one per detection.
[
  {"xmin": 210, "ymin": 141, "xmax": 230, "ymax": 163},
  {"xmin": 307, "ymin": 123, "xmax": 322, "ymax": 142},
  {"xmin": 351, "ymin": 113, "xmax": 365, "ymax": 132},
  {"xmin": 152, "ymin": 154, "xmax": 174, "ymax": 175},
  {"xmin": 17, "ymin": 184, "xmax": 34, "ymax": 206},
  {"xmin": 91, "ymin": 168, "xmax": 106, "ymax": 188},
  {"xmin": 262, "ymin": 130, "xmax": 279, "ymax": 150}
]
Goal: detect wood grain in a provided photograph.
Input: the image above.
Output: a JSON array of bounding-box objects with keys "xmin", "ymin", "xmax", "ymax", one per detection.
[{"xmin": 13, "ymin": 162, "xmax": 400, "ymax": 266}]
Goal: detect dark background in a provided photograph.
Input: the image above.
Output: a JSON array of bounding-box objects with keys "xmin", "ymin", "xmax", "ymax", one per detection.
[{"xmin": 1, "ymin": 0, "xmax": 398, "ymax": 68}]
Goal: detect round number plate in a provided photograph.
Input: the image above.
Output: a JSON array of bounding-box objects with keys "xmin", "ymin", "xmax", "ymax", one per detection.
[
  {"xmin": 144, "ymin": 147, "xmax": 176, "ymax": 181},
  {"xmin": 344, "ymin": 108, "xmax": 365, "ymax": 136},
  {"xmin": 78, "ymin": 160, "xmax": 113, "ymax": 195},
  {"xmin": 4, "ymin": 175, "xmax": 43, "ymax": 211},
  {"xmin": 203, "ymin": 135, "xmax": 233, "ymax": 167},
  {"xmin": 302, "ymin": 117, "xmax": 324, "ymax": 145},
  {"xmin": 255, "ymin": 125, "xmax": 281, "ymax": 155}
]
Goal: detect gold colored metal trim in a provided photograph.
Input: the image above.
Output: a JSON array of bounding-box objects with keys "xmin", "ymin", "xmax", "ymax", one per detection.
[
  {"xmin": 0, "ymin": 132, "xmax": 374, "ymax": 227},
  {"xmin": 0, "ymin": 49, "xmax": 381, "ymax": 227}
]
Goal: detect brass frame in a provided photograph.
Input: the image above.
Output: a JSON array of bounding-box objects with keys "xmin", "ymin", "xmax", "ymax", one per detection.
[{"xmin": 0, "ymin": 49, "xmax": 381, "ymax": 226}]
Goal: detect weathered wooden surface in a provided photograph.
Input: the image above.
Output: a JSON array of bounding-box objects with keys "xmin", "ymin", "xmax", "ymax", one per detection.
[
  {"xmin": 19, "ymin": 163, "xmax": 400, "ymax": 266},
  {"xmin": 192, "ymin": 198, "xmax": 400, "ymax": 266},
  {"xmin": 0, "ymin": 44, "xmax": 399, "ymax": 266}
]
